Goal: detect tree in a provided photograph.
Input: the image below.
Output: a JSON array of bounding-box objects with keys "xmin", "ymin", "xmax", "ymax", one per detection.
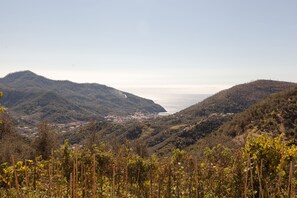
[
  {"xmin": 0, "ymin": 91, "xmax": 12, "ymax": 139},
  {"xmin": 0, "ymin": 114, "xmax": 14, "ymax": 140},
  {"xmin": 35, "ymin": 121, "xmax": 59, "ymax": 159},
  {"xmin": 0, "ymin": 92, "xmax": 5, "ymax": 123}
]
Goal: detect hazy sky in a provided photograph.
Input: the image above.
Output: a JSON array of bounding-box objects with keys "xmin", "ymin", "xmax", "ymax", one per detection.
[{"xmin": 1, "ymin": 0, "xmax": 297, "ymax": 94}]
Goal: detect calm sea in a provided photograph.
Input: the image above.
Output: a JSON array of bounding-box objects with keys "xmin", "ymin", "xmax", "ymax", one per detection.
[
  {"xmin": 121, "ymin": 87, "xmax": 210, "ymax": 114},
  {"xmin": 154, "ymin": 93, "xmax": 210, "ymax": 114}
]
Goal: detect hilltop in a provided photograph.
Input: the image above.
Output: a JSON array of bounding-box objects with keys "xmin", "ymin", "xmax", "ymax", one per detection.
[
  {"xmin": 137, "ymin": 80, "xmax": 296, "ymax": 154},
  {"xmin": 187, "ymin": 85, "xmax": 297, "ymax": 156},
  {"xmin": 217, "ymin": 86, "xmax": 297, "ymax": 142},
  {"xmin": 0, "ymin": 71, "xmax": 165, "ymax": 124},
  {"xmin": 178, "ymin": 80, "xmax": 297, "ymax": 122}
]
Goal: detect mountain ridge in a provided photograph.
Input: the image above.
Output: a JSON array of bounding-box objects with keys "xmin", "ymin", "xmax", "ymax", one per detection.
[
  {"xmin": 178, "ymin": 80, "xmax": 297, "ymax": 121},
  {"xmin": 0, "ymin": 71, "xmax": 166, "ymax": 123},
  {"xmin": 217, "ymin": 86, "xmax": 297, "ymax": 139},
  {"xmin": 121, "ymin": 80, "xmax": 297, "ymax": 154}
]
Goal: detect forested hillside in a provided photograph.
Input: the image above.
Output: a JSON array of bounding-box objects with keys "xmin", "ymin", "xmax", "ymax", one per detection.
[
  {"xmin": 143, "ymin": 80, "xmax": 296, "ymax": 154},
  {"xmin": 179, "ymin": 80, "xmax": 296, "ymax": 123},
  {"xmin": 0, "ymin": 71, "xmax": 165, "ymax": 124},
  {"xmin": 218, "ymin": 86, "xmax": 297, "ymax": 141}
]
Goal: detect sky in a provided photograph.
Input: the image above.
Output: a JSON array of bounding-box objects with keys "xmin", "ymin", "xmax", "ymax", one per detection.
[{"xmin": 1, "ymin": 0, "xmax": 297, "ymax": 95}]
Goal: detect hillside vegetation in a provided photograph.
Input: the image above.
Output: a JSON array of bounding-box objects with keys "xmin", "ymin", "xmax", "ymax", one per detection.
[
  {"xmin": 62, "ymin": 80, "xmax": 297, "ymax": 156},
  {"xmin": 60, "ymin": 80, "xmax": 297, "ymax": 156},
  {"xmin": 179, "ymin": 80, "xmax": 296, "ymax": 122},
  {"xmin": 128, "ymin": 80, "xmax": 296, "ymax": 154},
  {"xmin": 0, "ymin": 71, "xmax": 165, "ymax": 124},
  {"xmin": 218, "ymin": 86, "xmax": 297, "ymax": 141},
  {"xmin": 0, "ymin": 134, "xmax": 297, "ymax": 197}
]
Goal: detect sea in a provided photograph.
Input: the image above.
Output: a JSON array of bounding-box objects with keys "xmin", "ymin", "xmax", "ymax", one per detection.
[
  {"xmin": 121, "ymin": 87, "xmax": 211, "ymax": 114},
  {"xmin": 154, "ymin": 93, "xmax": 210, "ymax": 114}
]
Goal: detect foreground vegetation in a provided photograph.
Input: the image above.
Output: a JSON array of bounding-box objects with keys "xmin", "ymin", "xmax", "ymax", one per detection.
[
  {"xmin": 0, "ymin": 134, "xmax": 296, "ymax": 197},
  {"xmin": 0, "ymin": 85, "xmax": 297, "ymax": 197}
]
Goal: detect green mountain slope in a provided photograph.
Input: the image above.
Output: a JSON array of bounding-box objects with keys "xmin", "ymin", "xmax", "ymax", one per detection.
[
  {"xmin": 179, "ymin": 80, "xmax": 297, "ymax": 122},
  {"xmin": 217, "ymin": 86, "xmax": 297, "ymax": 140},
  {"xmin": 189, "ymin": 85, "xmax": 297, "ymax": 155},
  {"xmin": 0, "ymin": 71, "xmax": 165, "ymax": 123},
  {"xmin": 139, "ymin": 80, "xmax": 296, "ymax": 154}
]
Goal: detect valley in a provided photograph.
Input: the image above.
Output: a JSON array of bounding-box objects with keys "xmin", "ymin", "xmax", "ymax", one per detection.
[{"xmin": 1, "ymin": 75, "xmax": 297, "ymax": 197}]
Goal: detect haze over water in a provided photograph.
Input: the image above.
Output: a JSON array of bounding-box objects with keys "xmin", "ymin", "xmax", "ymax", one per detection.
[
  {"xmin": 155, "ymin": 93, "xmax": 210, "ymax": 114},
  {"xmin": 121, "ymin": 87, "xmax": 211, "ymax": 114}
]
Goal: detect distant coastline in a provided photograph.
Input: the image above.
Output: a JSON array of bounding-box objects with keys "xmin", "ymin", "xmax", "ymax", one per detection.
[
  {"xmin": 154, "ymin": 93, "xmax": 210, "ymax": 114},
  {"xmin": 120, "ymin": 87, "xmax": 211, "ymax": 114}
]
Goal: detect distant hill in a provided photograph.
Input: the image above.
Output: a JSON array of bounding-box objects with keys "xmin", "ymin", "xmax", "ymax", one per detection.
[
  {"xmin": 0, "ymin": 71, "xmax": 165, "ymax": 123},
  {"xmin": 178, "ymin": 80, "xmax": 297, "ymax": 123},
  {"xmin": 136, "ymin": 80, "xmax": 297, "ymax": 154},
  {"xmin": 188, "ymin": 85, "xmax": 297, "ymax": 155},
  {"xmin": 217, "ymin": 86, "xmax": 297, "ymax": 142}
]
